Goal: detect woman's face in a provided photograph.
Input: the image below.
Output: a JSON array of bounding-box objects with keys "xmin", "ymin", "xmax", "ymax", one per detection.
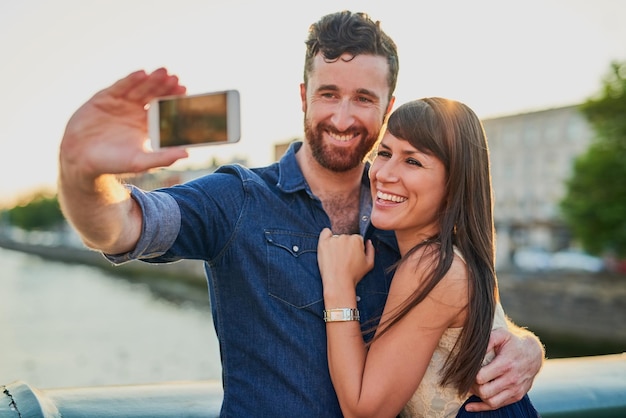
[{"xmin": 369, "ymin": 132, "xmax": 447, "ymax": 243}]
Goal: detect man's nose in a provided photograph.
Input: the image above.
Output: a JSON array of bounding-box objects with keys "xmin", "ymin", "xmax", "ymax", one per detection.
[{"xmin": 330, "ymin": 99, "xmax": 356, "ymax": 132}]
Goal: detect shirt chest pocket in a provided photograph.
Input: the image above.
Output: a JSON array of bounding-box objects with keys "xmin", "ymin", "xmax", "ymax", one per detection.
[{"xmin": 264, "ymin": 230, "xmax": 323, "ymax": 309}]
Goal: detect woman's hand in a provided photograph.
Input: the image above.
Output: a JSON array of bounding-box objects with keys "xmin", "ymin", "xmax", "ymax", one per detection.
[{"xmin": 317, "ymin": 228, "xmax": 375, "ymax": 291}]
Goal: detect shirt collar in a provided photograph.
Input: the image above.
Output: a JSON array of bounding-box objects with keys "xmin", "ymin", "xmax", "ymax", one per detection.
[
  {"xmin": 276, "ymin": 142, "xmax": 309, "ymax": 194},
  {"xmin": 276, "ymin": 141, "xmax": 395, "ymax": 247}
]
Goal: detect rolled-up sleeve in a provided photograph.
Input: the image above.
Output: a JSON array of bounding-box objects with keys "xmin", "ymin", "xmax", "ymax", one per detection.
[{"xmin": 104, "ymin": 185, "xmax": 181, "ymax": 264}]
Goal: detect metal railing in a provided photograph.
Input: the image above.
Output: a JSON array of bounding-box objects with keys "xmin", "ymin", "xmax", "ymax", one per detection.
[{"xmin": 2, "ymin": 353, "xmax": 625, "ymax": 417}]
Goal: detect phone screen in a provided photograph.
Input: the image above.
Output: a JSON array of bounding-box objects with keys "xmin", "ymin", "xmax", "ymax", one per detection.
[{"xmin": 152, "ymin": 91, "xmax": 239, "ymax": 148}]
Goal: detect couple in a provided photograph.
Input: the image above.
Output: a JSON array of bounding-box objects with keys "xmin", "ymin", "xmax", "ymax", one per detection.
[{"xmin": 58, "ymin": 10, "xmax": 542, "ymax": 417}]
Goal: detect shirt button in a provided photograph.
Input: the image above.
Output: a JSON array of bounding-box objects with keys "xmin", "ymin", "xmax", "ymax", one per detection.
[
  {"xmin": 292, "ymin": 245, "xmax": 299, "ymax": 252},
  {"xmin": 361, "ymin": 215, "xmax": 369, "ymax": 222},
  {"xmin": 356, "ymin": 296, "xmax": 361, "ymax": 302}
]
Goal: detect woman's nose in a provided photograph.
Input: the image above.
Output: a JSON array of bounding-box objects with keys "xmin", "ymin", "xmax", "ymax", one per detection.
[{"xmin": 374, "ymin": 160, "xmax": 399, "ymax": 183}]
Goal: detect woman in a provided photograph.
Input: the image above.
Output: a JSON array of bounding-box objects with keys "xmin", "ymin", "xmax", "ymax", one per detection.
[{"xmin": 317, "ymin": 98, "xmax": 540, "ymax": 417}]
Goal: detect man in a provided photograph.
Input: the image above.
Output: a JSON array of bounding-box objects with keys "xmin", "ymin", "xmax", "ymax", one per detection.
[{"xmin": 58, "ymin": 11, "xmax": 543, "ymax": 416}]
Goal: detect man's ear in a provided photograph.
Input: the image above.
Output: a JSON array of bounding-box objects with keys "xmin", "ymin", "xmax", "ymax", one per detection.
[
  {"xmin": 300, "ymin": 83, "xmax": 307, "ymax": 113},
  {"xmin": 385, "ymin": 96, "xmax": 395, "ymax": 117}
]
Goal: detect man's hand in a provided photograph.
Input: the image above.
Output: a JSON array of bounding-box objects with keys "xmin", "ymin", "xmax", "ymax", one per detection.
[
  {"xmin": 465, "ymin": 327, "xmax": 545, "ymax": 412},
  {"xmin": 60, "ymin": 68, "xmax": 189, "ymax": 182}
]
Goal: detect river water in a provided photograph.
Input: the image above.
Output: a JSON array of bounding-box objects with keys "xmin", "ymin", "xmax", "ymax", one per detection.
[{"xmin": 0, "ymin": 247, "xmax": 221, "ymax": 389}]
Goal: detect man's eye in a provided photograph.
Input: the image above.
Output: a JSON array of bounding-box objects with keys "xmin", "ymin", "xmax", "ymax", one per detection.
[{"xmin": 357, "ymin": 96, "xmax": 373, "ymax": 104}]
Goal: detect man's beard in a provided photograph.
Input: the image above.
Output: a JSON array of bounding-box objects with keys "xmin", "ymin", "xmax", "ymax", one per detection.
[{"xmin": 304, "ymin": 119, "xmax": 378, "ymax": 172}]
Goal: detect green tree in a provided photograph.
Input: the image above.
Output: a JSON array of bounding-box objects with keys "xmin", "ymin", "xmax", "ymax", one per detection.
[
  {"xmin": 560, "ymin": 61, "xmax": 626, "ymax": 257},
  {"xmin": 7, "ymin": 192, "xmax": 65, "ymax": 231}
]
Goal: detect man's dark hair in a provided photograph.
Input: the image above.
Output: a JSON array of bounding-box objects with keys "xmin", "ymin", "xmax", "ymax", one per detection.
[{"xmin": 304, "ymin": 10, "xmax": 399, "ymax": 101}]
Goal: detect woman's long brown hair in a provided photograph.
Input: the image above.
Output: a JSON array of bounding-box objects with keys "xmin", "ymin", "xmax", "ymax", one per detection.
[{"xmin": 368, "ymin": 97, "xmax": 497, "ymax": 396}]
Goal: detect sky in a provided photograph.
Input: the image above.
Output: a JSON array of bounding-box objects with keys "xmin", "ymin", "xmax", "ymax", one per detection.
[{"xmin": 1, "ymin": 0, "xmax": 625, "ymax": 208}]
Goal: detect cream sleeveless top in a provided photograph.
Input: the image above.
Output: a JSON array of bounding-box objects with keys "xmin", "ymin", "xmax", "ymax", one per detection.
[{"xmin": 399, "ymin": 249, "xmax": 506, "ymax": 418}]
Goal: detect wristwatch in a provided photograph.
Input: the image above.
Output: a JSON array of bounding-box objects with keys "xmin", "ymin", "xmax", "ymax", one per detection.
[{"xmin": 323, "ymin": 308, "xmax": 360, "ymax": 322}]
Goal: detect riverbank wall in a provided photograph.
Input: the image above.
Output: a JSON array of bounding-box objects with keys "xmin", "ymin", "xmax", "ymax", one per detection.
[{"xmin": 497, "ymin": 269, "xmax": 626, "ymax": 357}]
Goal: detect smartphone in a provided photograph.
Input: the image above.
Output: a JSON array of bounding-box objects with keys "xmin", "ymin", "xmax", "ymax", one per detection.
[{"xmin": 148, "ymin": 90, "xmax": 241, "ymax": 149}]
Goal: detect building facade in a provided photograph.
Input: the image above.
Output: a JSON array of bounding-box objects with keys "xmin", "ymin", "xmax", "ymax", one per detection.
[{"xmin": 482, "ymin": 105, "xmax": 594, "ymax": 269}]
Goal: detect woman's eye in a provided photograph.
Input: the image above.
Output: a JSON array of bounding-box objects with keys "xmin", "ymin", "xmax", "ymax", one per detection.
[
  {"xmin": 377, "ymin": 150, "xmax": 391, "ymax": 158},
  {"xmin": 407, "ymin": 158, "xmax": 423, "ymax": 167}
]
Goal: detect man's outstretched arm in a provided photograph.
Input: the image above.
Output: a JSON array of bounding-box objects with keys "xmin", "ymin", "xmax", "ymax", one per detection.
[{"xmin": 58, "ymin": 68, "xmax": 188, "ymax": 254}]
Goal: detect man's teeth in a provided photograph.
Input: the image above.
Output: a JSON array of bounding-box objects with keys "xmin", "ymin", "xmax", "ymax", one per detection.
[
  {"xmin": 377, "ymin": 191, "xmax": 407, "ymax": 203},
  {"xmin": 330, "ymin": 133, "xmax": 353, "ymax": 142}
]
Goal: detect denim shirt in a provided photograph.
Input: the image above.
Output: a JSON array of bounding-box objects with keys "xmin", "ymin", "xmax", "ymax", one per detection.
[{"xmin": 107, "ymin": 142, "xmax": 399, "ymax": 417}]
